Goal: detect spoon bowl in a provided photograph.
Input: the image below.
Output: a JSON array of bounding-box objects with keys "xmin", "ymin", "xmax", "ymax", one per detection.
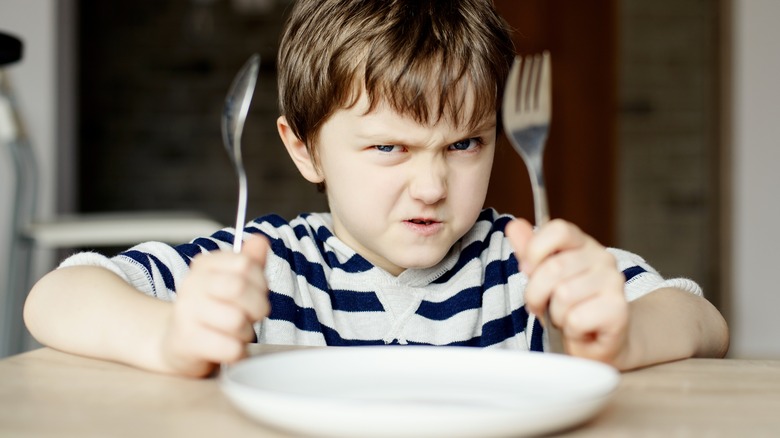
[{"xmin": 222, "ymin": 54, "xmax": 260, "ymax": 253}]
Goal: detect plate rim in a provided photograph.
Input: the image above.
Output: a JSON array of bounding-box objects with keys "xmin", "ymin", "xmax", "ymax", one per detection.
[{"xmin": 220, "ymin": 346, "xmax": 620, "ymax": 437}]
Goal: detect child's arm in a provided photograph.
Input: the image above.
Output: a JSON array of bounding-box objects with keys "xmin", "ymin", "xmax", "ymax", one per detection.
[
  {"xmin": 506, "ymin": 218, "xmax": 729, "ymax": 370},
  {"xmin": 616, "ymin": 286, "xmax": 729, "ymax": 369},
  {"xmin": 23, "ymin": 236, "xmax": 270, "ymax": 377}
]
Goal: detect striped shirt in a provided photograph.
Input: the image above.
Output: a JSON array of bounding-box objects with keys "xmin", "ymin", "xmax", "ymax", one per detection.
[{"xmin": 60, "ymin": 209, "xmax": 702, "ymax": 351}]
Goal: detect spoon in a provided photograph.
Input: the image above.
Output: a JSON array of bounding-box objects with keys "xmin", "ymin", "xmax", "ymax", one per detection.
[{"xmin": 222, "ymin": 54, "xmax": 260, "ymax": 253}]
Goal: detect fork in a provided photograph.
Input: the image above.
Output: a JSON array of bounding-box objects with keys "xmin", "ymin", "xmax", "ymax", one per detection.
[{"xmin": 502, "ymin": 51, "xmax": 565, "ymax": 354}]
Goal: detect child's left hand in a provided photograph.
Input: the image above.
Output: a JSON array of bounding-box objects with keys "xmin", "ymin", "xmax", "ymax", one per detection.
[{"xmin": 505, "ymin": 218, "xmax": 629, "ymax": 365}]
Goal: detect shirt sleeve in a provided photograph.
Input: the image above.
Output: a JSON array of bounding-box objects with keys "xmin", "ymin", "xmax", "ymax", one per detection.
[
  {"xmin": 59, "ymin": 251, "xmax": 134, "ymax": 284},
  {"xmin": 608, "ymin": 247, "xmax": 703, "ymax": 301},
  {"xmin": 57, "ymin": 241, "xmax": 193, "ymax": 301}
]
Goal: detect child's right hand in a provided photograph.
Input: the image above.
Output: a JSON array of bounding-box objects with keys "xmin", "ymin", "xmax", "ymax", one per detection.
[{"xmin": 159, "ymin": 235, "xmax": 271, "ymax": 377}]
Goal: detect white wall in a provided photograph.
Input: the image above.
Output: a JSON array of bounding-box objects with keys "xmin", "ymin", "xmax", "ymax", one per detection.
[
  {"xmin": 730, "ymin": 0, "xmax": 780, "ymax": 358},
  {"xmin": 0, "ymin": 1, "xmax": 58, "ymax": 215},
  {"xmin": 0, "ymin": 0, "xmax": 60, "ymax": 353}
]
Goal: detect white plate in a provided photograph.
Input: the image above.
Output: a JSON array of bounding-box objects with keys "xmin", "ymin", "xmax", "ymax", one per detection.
[{"xmin": 221, "ymin": 346, "xmax": 619, "ymax": 438}]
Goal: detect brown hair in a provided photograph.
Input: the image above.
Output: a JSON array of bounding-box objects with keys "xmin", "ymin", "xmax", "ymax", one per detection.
[{"xmin": 277, "ymin": 0, "xmax": 515, "ymax": 155}]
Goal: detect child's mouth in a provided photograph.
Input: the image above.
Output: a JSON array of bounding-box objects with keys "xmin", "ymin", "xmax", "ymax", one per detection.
[
  {"xmin": 408, "ymin": 219, "xmax": 436, "ymax": 225},
  {"xmin": 404, "ymin": 218, "xmax": 443, "ymax": 236}
]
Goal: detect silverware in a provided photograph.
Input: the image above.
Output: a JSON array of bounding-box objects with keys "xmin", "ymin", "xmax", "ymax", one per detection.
[
  {"xmin": 219, "ymin": 54, "xmax": 261, "ymax": 372},
  {"xmin": 222, "ymin": 54, "xmax": 260, "ymax": 253},
  {"xmin": 502, "ymin": 51, "xmax": 565, "ymax": 353}
]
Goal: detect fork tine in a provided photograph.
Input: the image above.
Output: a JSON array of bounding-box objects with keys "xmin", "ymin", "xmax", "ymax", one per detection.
[
  {"xmin": 538, "ymin": 51, "xmax": 552, "ymax": 118},
  {"xmin": 519, "ymin": 55, "xmax": 534, "ymax": 112},
  {"xmin": 502, "ymin": 56, "xmax": 521, "ymax": 117},
  {"xmin": 528, "ymin": 53, "xmax": 542, "ymax": 111}
]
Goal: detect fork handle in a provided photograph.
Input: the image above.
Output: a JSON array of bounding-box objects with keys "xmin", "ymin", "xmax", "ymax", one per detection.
[
  {"xmin": 525, "ymin": 164, "xmax": 565, "ymax": 353},
  {"xmin": 526, "ymin": 162, "xmax": 550, "ymax": 227}
]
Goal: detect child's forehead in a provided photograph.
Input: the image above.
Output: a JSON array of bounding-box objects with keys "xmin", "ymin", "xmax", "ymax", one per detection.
[
  {"xmin": 346, "ymin": 73, "xmax": 497, "ymax": 133},
  {"xmin": 325, "ymin": 90, "xmax": 495, "ymax": 148}
]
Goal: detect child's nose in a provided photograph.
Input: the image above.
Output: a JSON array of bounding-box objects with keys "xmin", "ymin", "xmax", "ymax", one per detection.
[{"xmin": 409, "ymin": 158, "xmax": 447, "ymax": 204}]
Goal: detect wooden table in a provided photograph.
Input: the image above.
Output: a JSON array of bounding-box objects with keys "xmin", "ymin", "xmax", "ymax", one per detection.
[{"xmin": 1, "ymin": 345, "xmax": 779, "ymax": 437}]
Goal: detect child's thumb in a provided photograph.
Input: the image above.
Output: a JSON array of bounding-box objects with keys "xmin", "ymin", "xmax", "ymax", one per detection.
[
  {"xmin": 242, "ymin": 234, "xmax": 270, "ymax": 266},
  {"xmin": 505, "ymin": 218, "xmax": 535, "ymax": 272}
]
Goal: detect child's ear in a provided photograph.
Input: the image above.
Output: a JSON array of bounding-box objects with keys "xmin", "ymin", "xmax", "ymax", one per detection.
[{"xmin": 277, "ymin": 116, "xmax": 324, "ymax": 183}]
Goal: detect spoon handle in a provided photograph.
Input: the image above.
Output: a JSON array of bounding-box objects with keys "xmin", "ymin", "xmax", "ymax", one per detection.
[{"xmin": 232, "ymin": 165, "xmax": 248, "ymax": 253}]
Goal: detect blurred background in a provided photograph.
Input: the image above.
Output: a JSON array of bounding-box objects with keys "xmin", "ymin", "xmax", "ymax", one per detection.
[{"xmin": 0, "ymin": 0, "xmax": 777, "ymax": 358}]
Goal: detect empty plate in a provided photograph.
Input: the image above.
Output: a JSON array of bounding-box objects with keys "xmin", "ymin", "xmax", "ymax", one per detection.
[{"xmin": 220, "ymin": 346, "xmax": 619, "ymax": 437}]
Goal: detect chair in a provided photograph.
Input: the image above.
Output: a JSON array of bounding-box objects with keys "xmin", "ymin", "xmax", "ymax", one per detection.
[{"xmin": 0, "ymin": 32, "xmax": 224, "ymax": 357}]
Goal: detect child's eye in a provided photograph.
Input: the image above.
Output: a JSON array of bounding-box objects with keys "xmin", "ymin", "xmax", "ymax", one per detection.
[
  {"xmin": 374, "ymin": 145, "xmax": 402, "ymax": 153},
  {"xmin": 448, "ymin": 138, "xmax": 482, "ymax": 151}
]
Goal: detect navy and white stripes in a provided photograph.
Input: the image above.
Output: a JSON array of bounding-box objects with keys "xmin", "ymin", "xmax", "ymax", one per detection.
[{"xmin": 59, "ymin": 208, "xmax": 702, "ymax": 352}]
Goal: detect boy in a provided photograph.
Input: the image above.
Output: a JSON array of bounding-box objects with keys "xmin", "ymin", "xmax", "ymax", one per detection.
[{"xmin": 24, "ymin": 0, "xmax": 729, "ymax": 378}]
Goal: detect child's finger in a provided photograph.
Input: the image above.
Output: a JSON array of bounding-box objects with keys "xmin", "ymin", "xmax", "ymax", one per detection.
[
  {"xmin": 548, "ymin": 266, "xmax": 624, "ymax": 326},
  {"xmin": 193, "ymin": 295, "xmax": 254, "ymax": 341},
  {"xmin": 202, "ymin": 269, "xmax": 268, "ymax": 322},
  {"xmin": 506, "ymin": 217, "xmax": 556, "ymax": 316},
  {"xmin": 186, "ymin": 324, "xmax": 247, "ymax": 364},
  {"xmin": 524, "ymin": 250, "xmax": 592, "ymax": 311},
  {"xmin": 523, "ymin": 220, "xmax": 589, "ymax": 271},
  {"xmin": 563, "ymin": 294, "xmax": 628, "ymax": 363},
  {"xmin": 242, "ymin": 234, "xmax": 270, "ymax": 266},
  {"xmin": 504, "ymin": 218, "xmax": 535, "ymax": 271},
  {"xmin": 189, "ymin": 251, "xmax": 255, "ymax": 275},
  {"xmin": 239, "ymin": 235, "xmax": 271, "ymax": 321}
]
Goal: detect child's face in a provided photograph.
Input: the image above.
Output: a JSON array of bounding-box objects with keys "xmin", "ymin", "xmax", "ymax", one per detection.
[{"xmin": 312, "ymin": 92, "xmax": 496, "ymax": 275}]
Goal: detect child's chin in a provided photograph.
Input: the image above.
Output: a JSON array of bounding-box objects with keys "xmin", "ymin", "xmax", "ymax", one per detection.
[{"xmin": 397, "ymin": 253, "xmax": 448, "ymax": 271}]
